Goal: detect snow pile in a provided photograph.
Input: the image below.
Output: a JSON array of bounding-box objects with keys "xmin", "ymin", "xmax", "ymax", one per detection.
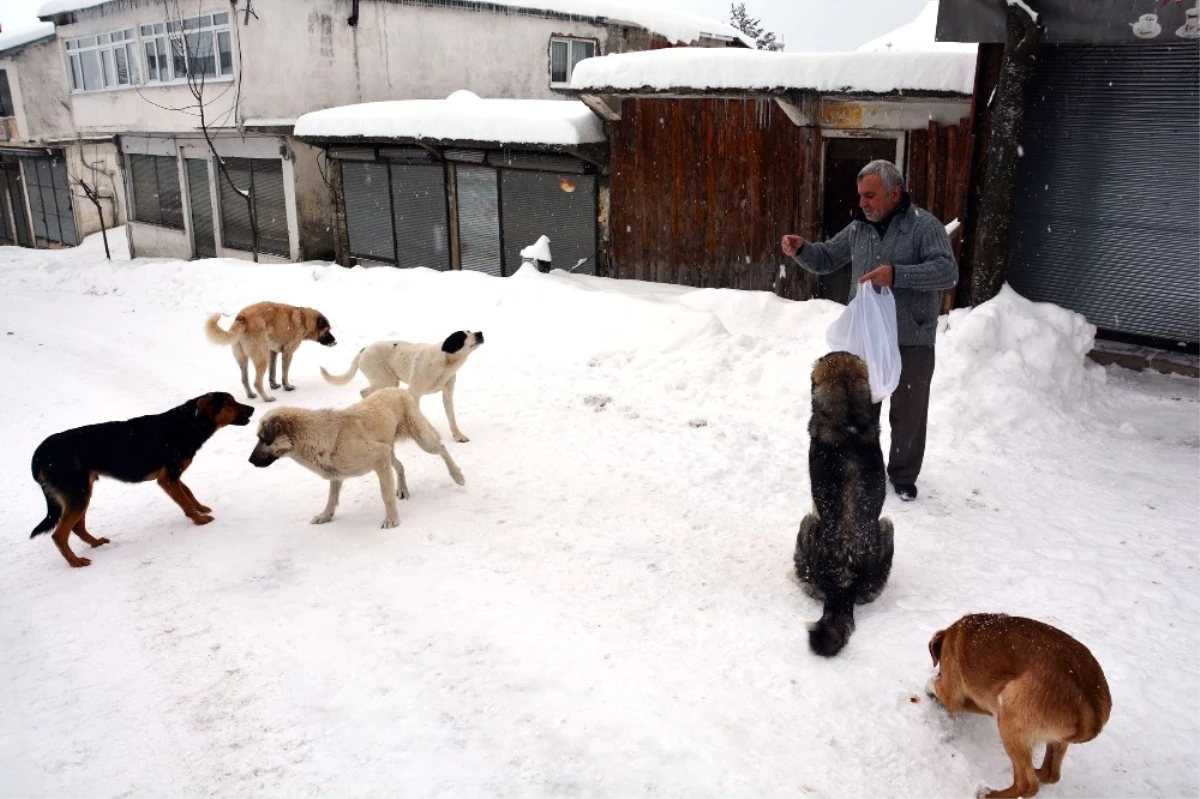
[
  {"xmin": 294, "ymin": 91, "xmax": 606, "ymax": 146},
  {"xmin": 934, "ymin": 284, "xmax": 1107, "ymax": 434},
  {"xmin": 0, "ymin": 22, "xmax": 55, "ymax": 53},
  {"xmin": 857, "ymin": 1, "xmax": 978, "ymax": 54},
  {"xmin": 569, "ymin": 47, "xmax": 977, "ymax": 95}
]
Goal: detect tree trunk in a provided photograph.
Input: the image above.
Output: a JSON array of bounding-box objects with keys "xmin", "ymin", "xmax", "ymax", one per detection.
[
  {"xmin": 97, "ymin": 201, "xmax": 110, "ymax": 260},
  {"xmin": 969, "ymin": 0, "xmax": 1039, "ymax": 306}
]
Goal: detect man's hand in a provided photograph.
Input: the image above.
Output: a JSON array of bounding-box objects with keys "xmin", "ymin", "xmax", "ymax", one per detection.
[
  {"xmin": 781, "ymin": 234, "xmax": 804, "ymax": 257},
  {"xmin": 859, "ymin": 264, "xmax": 894, "ymax": 287}
]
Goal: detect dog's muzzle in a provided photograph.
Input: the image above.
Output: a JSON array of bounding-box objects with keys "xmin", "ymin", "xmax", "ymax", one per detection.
[
  {"xmin": 474, "ymin": 332, "xmax": 485, "ymax": 345},
  {"xmin": 319, "ymin": 333, "xmax": 337, "ymax": 346},
  {"xmin": 248, "ymin": 449, "xmax": 278, "ymax": 467},
  {"xmin": 233, "ymin": 407, "xmax": 255, "ymax": 426}
]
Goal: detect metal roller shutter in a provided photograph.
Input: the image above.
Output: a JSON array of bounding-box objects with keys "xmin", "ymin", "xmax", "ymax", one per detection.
[
  {"xmin": 1009, "ymin": 42, "xmax": 1199, "ymax": 343},
  {"xmin": 500, "ymin": 170, "xmax": 596, "ymax": 275},
  {"xmin": 391, "ymin": 164, "xmax": 449, "ymax": 270},
  {"xmin": 252, "ymin": 159, "xmax": 289, "ymax": 256},
  {"xmin": 154, "ymin": 156, "xmax": 183, "ymax": 230},
  {"xmin": 186, "ymin": 159, "xmax": 216, "ymax": 258},
  {"xmin": 218, "ymin": 158, "xmax": 254, "ymax": 252},
  {"xmin": 24, "ymin": 156, "xmax": 76, "ymax": 247},
  {"xmin": 342, "ymin": 161, "xmax": 394, "ymax": 262},
  {"xmin": 2, "ymin": 163, "xmax": 31, "ymax": 247},
  {"xmin": 218, "ymin": 158, "xmax": 289, "ymax": 256},
  {"xmin": 455, "ymin": 166, "xmax": 501, "ymax": 276}
]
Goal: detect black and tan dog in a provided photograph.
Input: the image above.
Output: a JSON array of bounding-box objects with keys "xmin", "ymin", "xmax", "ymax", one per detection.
[
  {"xmin": 794, "ymin": 351, "xmax": 894, "ymax": 656},
  {"xmin": 927, "ymin": 614, "xmax": 1112, "ymax": 799},
  {"xmin": 30, "ymin": 392, "xmax": 254, "ymax": 568},
  {"xmin": 205, "ymin": 301, "xmax": 337, "ymax": 402}
]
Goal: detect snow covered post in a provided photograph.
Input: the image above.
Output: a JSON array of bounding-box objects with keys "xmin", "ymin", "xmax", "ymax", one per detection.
[
  {"xmin": 970, "ymin": 0, "xmax": 1039, "ymax": 306},
  {"xmin": 520, "ymin": 235, "xmax": 553, "ymax": 273}
]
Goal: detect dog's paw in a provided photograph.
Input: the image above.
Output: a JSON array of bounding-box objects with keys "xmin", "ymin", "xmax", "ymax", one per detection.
[
  {"xmin": 91, "ymin": 537, "xmax": 111, "ymax": 548},
  {"xmin": 311, "ymin": 512, "xmax": 334, "ymax": 525},
  {"xmin": 381, "ymin": 517, "xmax": 400, "ymax": 529},
  {"xmin": 453, "ymin": 433, "xmax": 469, "ymax": 443},
  {"xmin": 192, "ymin": 514, "xmax": 214, "ymax": 525},
  {"xmin": 247, "ymin": 391, "xmax": 257, "ymax": 399},
  {"xmin": 397, "ymin": 487, "xmax": 409, "ymax": 500},
  {"xmin": 193, "ymin": 503, "xmax": 212, "ymax": 514},
  {"xmin": 269, "ymin": 381, "xmax": 281, "ymax": 390},
  {"xmin": 451, "ymin": 471, "xmax": 466, "ymax": 486},
  {"xmin": 283, "ymin": 384, "xmax": 296, "ymax": 392},
  {"xmin": 262, "ymin": 395, "xmax": 277, "ymax": 403},
  {"xmin": 70, "ymin": 556, "xmax": 92, "ymax": 567}
]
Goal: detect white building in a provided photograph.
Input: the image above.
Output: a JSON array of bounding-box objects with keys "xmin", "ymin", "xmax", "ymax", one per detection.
[
  {"xmin": 1, "ymin": 22, "xmax": 126, "ymax": 249},
  {"xmin": 34, "ymin": 0, "xmax": 750, "ymax": 263}
]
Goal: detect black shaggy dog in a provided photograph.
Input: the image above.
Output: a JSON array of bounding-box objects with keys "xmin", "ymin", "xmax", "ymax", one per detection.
[
  {"xmin": 794, "ymin": 351, "xmax": 894, "ymax": 657},
  {"xmin": 30, "ymin": 392, "xmax": 254, "ymax": 568}
]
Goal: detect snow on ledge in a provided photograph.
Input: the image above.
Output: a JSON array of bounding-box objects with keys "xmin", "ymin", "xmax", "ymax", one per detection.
[
  {"xmin": 294, "ymin": 91, "xmax": 606, "ymax": 146},
  {"xmin": 569, "ymin": 48, "xmax": 977, "ymax": 96},
  {"xmin": 0, "ymin": 23, "xmax": 56, "ymax": 54}
]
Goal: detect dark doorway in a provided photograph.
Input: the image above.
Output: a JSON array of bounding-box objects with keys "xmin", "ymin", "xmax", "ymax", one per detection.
[{"xmin": 820, "ymin": 137, "xmax": 897, "ymax": 304}]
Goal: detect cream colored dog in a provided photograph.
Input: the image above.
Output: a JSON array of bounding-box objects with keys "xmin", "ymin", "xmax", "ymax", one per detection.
[
  {"xmin": 248, "ymin": 388, "xmax": 465, "ymax": 529},
  {"xmin": 320, "ymin": 330, "xmax": 484, "ymax": 442}
]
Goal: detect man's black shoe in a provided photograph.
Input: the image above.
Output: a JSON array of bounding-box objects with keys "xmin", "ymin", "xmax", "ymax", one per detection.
[{"xmin": 894, "ymin": 483, "xmax": 918, "ymax": 502}]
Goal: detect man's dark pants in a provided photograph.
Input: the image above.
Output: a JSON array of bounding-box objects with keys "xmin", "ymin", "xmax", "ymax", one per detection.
[{"xmin": 871, "ymin": 345, "xmax": 936, "ymax": 486}]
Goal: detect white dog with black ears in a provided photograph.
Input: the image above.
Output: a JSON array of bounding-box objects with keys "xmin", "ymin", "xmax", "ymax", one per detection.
[{"xmin": 321, "ymin": 330, "xmax": 484, "ymax": 442}]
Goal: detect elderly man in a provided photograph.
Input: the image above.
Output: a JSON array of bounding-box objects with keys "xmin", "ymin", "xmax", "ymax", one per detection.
[{"xmin": 781, "ymin": 159, "xmax": 957, "ymax": 502}]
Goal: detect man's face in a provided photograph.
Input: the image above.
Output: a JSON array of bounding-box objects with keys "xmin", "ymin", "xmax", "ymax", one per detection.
[{"xmin": 857, "ymin": 174, "xmax": 901, "ymax": 223}]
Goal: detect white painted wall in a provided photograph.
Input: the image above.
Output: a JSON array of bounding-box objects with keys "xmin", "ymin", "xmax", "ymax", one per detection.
[
  {"xmin": 57, "ymin": 0, "xmax": 656, "ymax": 135},
  {"xmin": 0, "ymin": 37, "xmax": 74, "ymax": 142},
  {"xmin": 54, "ymin": 0, "xmax": 237, "ymax": 137}
]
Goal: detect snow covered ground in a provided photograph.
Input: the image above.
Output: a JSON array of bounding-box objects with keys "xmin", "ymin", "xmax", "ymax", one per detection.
[{"xmin": 1, "ymin": 230, "xmax": 1197, "ymax": 797}]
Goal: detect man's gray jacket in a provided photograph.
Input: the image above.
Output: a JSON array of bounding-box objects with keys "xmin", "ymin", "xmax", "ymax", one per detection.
[{"xmin": 791, "ymin": 198, "xmax": 958, "ymax": 347}]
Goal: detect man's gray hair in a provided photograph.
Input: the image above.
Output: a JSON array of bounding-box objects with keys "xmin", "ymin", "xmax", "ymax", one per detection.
[{"xmin": 857, "ymin": 159, "xmax": 904, "ymax": 192}]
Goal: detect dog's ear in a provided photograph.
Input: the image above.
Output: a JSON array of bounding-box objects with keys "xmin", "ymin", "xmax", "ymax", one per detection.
[
  {"xmin": 928, "ymin": 629, "xmax": 946, "ymax": 667},
  {"xmin": 195, "ymin": 393, "xmax": 217, "ymax": 418},
  {"xmin": 442, "ymin": 331, "xmax": 468, "ymax": 354},
  {"xmin": 259, "ymin": 417, "xmax": 278, "ymax": 445},
  {"xmin": 316, "ymin": 314, "xmax": 330, "ymax": 330}
]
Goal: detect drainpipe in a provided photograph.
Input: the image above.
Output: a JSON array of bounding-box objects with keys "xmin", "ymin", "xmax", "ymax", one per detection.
[{"xmin": 348, "ymin": 0, "xmax": 360, "ymax": 26}]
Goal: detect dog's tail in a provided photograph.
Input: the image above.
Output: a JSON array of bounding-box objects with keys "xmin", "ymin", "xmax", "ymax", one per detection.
[
  {"xmin": 320, "ymin": 349, "xmax": 364, "ymax": 386},
  {"xmin": 31, "ymin": 483, "xmax": 61, "ymax": 538},
  {"xmin": 808, "ymin": 588, "xmax": 856, "ymax": 657},
  {"xmin": 204, "ymin": 313, "xmax": 244, "ymax": 345}
]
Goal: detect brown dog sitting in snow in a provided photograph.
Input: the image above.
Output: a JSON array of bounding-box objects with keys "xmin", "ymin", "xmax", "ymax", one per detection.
[{"xmin": 926, "ymin": 614, "xmax": 1112, "ymax": 799}]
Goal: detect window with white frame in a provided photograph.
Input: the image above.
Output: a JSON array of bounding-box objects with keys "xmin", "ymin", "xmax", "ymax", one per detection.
[
  {"xmin": 549, "ymin": 37, "xmax": 596, "ymax": 86},
  {"xmin": 141, "ymin": 12, "xmax": 233, "ymax": 84},
  {"xmin": 65, "ymin": 29, "xmax": 139, "ymax": 92}
]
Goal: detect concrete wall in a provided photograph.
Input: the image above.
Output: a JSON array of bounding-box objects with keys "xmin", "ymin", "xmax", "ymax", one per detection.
[
  {"xmin": 0, "ymin": 37, "xmax": 74, "ymax": 142},
  {"xmin": 64, "ymin": 140, "xmax": 127, "ymax": 238},
  {"xmin": 235, "ymin": 0, "xmax": 655, "ymax": 120},
  {"xmin": 290, "ymin": 139, "xmax": 335, "ymax": 261}
]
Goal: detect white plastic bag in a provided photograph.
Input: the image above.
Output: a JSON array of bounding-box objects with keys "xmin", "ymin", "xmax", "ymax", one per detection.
[{"xmin": 825, "ymin": 284, "xmax": 902, "ymax": 402}]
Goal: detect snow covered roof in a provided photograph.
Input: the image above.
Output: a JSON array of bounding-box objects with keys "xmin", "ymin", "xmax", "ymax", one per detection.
[
  {"xmin": 35, "ymin": 0, "xmax": 753, "ymax": 47},
  {"xmin": 568, "ymin": 47, "xmax": 977, "ymax": 96},
  {"xmin": 857, "ymin": 1, "xmax": 977, "ymax": 54},
  {"xmin": 0, "ymin": 22, "xmax": 55, "ymax": 55},
  {"xmin": 293, "ymin": 91, "xmax": 607, "ymax": 147}
]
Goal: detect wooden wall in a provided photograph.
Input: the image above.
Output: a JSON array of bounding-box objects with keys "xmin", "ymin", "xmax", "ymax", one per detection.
[
  {"xmin": 606, "ymin": 96, "xmax": 977, "ymax": 304},
  {"xmin": 608, "ymin": 97, "xmax": 822, "ymax": 300}
]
